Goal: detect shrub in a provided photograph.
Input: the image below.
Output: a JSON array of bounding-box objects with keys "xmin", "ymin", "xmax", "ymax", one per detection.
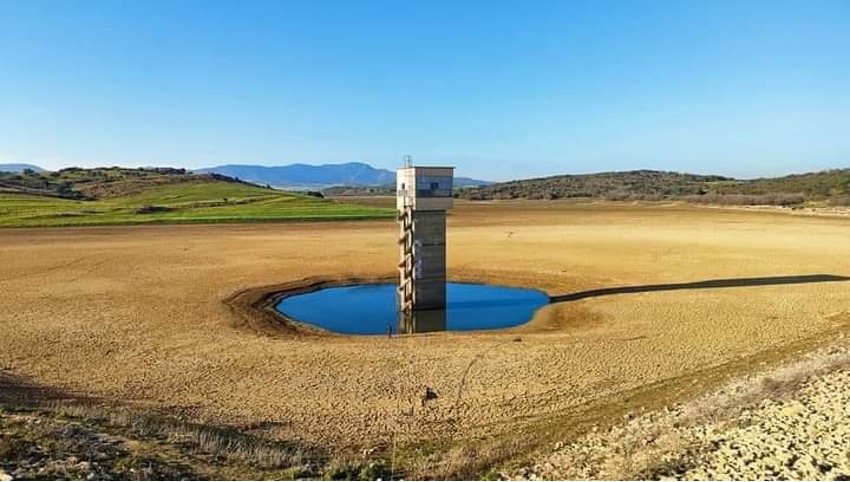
[
  {"xmin": 683, "ymin": 193, "xmax": 804, "ymax": 206},
  {"xmin": 830, "ymin": 195, "xmax": 850, "ymax": 206},
  {"xmin": 133, "ymin": 205, "xmax": 174, "ymax": 214}
]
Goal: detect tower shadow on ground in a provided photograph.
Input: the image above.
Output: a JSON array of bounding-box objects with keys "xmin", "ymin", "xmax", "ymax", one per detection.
[{"xmin": 549, "ymin": 274, "xmax": 850, "ymax": 304}]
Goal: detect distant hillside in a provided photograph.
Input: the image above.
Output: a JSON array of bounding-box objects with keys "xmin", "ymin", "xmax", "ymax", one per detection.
[
  {"xmin": 0, "ymin": 163, "xmax": 44, "ymax": 173},
  {"xmin": 0, "ymin": 167, "xmax": 392, "ymax": 227},
  {"xmin": 196, "ymin": 162, "xmax": 490, "ymax": 189},
  {"xmin": 458, "ymin": 169, "xmax": 850, "ymax": 206},
  {"xmin": 0, "ymin": 166, "xmax": 243, "ymax": 200},
  {"xmin": 321, "ymin": 185, "xmax": 395, "ymax": 196}
]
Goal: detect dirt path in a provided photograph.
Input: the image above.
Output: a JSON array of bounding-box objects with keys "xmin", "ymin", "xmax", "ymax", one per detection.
[{"xmin": 1, "ymin": 202, "xmax": 849, "ymax": 468}]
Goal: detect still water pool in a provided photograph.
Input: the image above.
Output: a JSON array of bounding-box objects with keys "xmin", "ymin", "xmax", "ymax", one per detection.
[{"xmin": 275, "ymin": 283, "xmax": 549, "ymax": 335}]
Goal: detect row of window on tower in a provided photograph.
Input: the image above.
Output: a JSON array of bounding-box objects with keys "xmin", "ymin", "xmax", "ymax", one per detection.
[{"xmin": 399, "ymin": 175, "xmax": 453, "ymax": 198}]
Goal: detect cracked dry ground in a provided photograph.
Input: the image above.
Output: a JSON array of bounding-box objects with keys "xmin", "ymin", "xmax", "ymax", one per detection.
[
  {"xmin": 510, "ymin": 345, "xmax": 850, "ymax": 480},
  {"xmin": 681, "ymin": 373, "xmax": 850, "ymax": 480},
  {"xmin": 2, "ymin": 201, "xmax": 850, "ymax": 477}
]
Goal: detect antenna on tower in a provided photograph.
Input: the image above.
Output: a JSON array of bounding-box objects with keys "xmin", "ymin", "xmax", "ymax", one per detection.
[{"xmin": 403, "ymin": 155, "xmax": 413, "ymax": 168}]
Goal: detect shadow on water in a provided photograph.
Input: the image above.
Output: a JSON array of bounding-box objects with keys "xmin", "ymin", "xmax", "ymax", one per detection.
[{"xmin": 549, "ymin": 274, "xmax": 850, "ymax": 304}]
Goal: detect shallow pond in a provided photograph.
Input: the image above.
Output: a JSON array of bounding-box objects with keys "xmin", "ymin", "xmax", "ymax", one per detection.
[{"xmin": 274, "ymin": 282, "xmax": 549, "ymax": 335}]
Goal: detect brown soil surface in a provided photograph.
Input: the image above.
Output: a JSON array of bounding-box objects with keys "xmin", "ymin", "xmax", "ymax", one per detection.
[{"xmin": 2, "ymin": 201, "xmax": 850, "ymax": 460}]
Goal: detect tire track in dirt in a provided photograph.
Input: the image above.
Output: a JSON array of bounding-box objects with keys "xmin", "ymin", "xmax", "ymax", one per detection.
[
  {"xmin": 62, "ymin": 256, "xmax": 117, "ymax": 284},
  {"xmin": 1, "ymin": 257, "xmax": 87, "ymax": 283},
  {"xmin": 2, "ymin": 256, "xmax": 117, "ymax": 287}
]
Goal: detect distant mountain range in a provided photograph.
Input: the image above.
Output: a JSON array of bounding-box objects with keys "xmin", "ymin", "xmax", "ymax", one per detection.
[
  {"xmin": 194, "ymin": 162, "xmax": 490, "ymax": 189},
  {"xmin": 0, "ymin": 163, "xmax": 44, "ymax": 173}
]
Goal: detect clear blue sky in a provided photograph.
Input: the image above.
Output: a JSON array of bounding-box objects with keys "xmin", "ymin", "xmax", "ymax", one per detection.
[{"xmin": 1, "ymin": 0, "xmax": 848, "ymax": 181}]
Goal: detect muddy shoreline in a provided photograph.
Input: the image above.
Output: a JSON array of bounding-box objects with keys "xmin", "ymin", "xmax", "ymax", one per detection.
[{"xmin": 224, "ymin": 275, "xmax": 396, "ymax": 336}]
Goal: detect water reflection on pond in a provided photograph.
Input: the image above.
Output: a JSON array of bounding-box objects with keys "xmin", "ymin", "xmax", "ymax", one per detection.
[{"xmin": 275, "ymin": 283, "xmax": 549, "ymax": 335}]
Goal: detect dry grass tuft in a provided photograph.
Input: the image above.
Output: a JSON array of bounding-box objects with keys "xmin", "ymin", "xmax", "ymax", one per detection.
[{"xmin": 41, "ymin": 401, "xmax": 317, "ymax": 470}]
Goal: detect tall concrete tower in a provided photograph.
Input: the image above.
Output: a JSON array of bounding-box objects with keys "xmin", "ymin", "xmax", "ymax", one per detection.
[{"xmin": 396, "ymin": 163, "xmax": 454, "ymax": 322}]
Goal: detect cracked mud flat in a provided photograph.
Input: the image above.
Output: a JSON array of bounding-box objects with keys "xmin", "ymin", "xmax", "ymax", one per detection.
[{"xmin": 1, "ymin": 201, "xmax": 849, "ymax": 469}]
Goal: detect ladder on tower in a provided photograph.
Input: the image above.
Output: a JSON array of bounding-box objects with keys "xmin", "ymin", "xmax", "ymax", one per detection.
[{"xmin": 397, "ymin": 205, "xmax": 414, "ymax": 316}]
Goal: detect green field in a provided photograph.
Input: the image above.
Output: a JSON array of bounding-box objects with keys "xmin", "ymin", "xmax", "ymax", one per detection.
[{"xmin": 0, "ymin": 182, "xmax": 394, "ymax": 227}]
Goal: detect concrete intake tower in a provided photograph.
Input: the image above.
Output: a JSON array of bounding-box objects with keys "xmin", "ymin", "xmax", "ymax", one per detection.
[{"xmin": 396, "ymin": 164, "xmax": 454, "ymax": 321}]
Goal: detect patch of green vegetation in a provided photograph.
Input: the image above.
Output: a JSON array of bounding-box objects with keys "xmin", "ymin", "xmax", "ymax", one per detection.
[
  {"xmin": 0, "ymin": 180, "xmax": 393, "ymax": 227},
  {"xmin": 322, "ymin": 185, "xmax": 395, "ymax": 197}
]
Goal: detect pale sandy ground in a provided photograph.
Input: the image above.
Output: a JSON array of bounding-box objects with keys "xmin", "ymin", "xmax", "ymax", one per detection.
[
  {"xmin": 1, "ymin": 201, "xmax": 849, "ymax": 469},
  {"xmin": 509, "ymin": 342, "xmax": 850, "ymax": 480}
]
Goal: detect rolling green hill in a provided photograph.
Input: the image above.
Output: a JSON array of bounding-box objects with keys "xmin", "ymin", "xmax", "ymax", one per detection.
[
  {"xmin": 458, "ymin": 169, "xmax": 850, "ymax": 206},
  {"xmin": 0, "ymin": 167, "xmax": 394, "ymax": 227}
]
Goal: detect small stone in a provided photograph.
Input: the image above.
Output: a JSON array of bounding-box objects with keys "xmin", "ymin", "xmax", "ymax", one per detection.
[{"xmin": 779, "ymin": 401, "xmax": 806, "ymax": 418}]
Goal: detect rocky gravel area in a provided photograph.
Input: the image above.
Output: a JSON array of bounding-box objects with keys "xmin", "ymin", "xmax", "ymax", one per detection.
[
  {"xmin": 507, "ymin": 344, "xmax": 850, "ymax": 480},
  {"xmin": 680, "ymin": 369, "xmax": 850, "ymax": 480},
  {"xmin": 0, "ymin": 392, "xmax": 381, "ymax": 480},
  {"xmin": 0, "ymin": 410, "xmax": 196, "ymax": 481}
]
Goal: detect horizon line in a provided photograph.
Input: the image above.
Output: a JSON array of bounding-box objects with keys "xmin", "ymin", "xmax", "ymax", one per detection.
[{"xmin": 2, "ymin": 161, "xmax": 848, "ymax": 183}]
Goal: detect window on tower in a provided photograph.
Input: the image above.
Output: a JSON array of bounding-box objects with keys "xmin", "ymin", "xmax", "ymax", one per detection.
[{"xmin": 414, "ymin": 175, "xmax": 452, "ymax": 197}]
